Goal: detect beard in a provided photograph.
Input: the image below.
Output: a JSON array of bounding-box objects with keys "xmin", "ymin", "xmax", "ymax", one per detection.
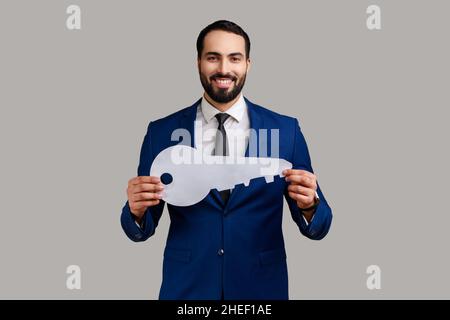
[{"xmin": 199, "ymin": 71, "xmax": 247, "ymax": 104}]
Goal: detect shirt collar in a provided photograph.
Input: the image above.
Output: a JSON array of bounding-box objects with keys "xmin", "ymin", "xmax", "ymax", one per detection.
[{"xmin": 201, "ymin": 93, "xmax": 246, "ymax": 124}]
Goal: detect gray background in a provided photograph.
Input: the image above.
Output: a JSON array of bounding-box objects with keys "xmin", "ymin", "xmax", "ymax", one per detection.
[{"xmin": 0, "ymin": 0, "xmax": 449, "ymax": 299}]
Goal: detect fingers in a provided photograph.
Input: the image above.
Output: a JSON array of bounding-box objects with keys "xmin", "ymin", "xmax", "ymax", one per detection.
[
  {"xmin": 128, "ymin": 176, "xmax": 164, "ymax": 198},
  {"xmin": 287, "ymin": 184, "xmax": 315, "ymax": 198},
  {"xmin": 288, "ymin": 191, "xmax": 312, "ymax": 204},
  {"xmin": 128, "ymin": 176, "xmax": 161, "ymax": 186},
  {"xmin": 285, "ymin": 174, "xmax": 316, "ymax": 189},
  {"xmin": 131, "ymin": 192, "xmax": 163, "ymax": 202},
  {"xmin": 127, "ymin": 176, "xmax": 165, "ymax": 211},
  {"xmin": 283, "ymin": 169, "xmax": 314, "ymax": 179},
  {"xmin": 131, "ymin": 183, "xmax": 164, "ymax": 194}
]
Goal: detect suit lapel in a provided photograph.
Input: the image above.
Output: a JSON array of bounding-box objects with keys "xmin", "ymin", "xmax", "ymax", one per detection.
[{"xmin": 177, "ymin": 99, "xmax": 200, "ymax": 148}]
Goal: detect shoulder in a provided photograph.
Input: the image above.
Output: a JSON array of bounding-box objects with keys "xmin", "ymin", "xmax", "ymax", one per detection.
[
  {"xmin": 245, "ymin": 98, "xmax": 300, "ymax": 129},
  {"xmin": 146, "ymin": 99, "xmax": 200, "ymax": 131}
]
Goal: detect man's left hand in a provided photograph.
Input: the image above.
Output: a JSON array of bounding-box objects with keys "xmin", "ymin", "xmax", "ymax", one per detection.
[{"xmin": 283, "ymin": 169, "xmax": 317, "ymax": 210}]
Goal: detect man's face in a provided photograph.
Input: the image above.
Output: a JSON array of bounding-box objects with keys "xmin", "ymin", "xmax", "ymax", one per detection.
[{"xmin": 198, "ymin": 30, "xmax": 250, "ymax": 104}]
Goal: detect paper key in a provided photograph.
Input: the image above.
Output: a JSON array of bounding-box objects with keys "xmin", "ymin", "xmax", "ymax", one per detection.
[{"xmin": 150, "ymin": 145, "xmax": 292, "ymax": 206}]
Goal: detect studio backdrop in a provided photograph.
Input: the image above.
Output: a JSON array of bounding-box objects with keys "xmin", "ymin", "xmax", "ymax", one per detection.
[{"xmin": 0, "ymin": 0, "xmax": 449, "ymax": 299}]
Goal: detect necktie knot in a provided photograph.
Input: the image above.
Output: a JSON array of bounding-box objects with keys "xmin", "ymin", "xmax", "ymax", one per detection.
[{"xmin": 215, "ymin": 113, "xmax": 230, "ymax": 127}]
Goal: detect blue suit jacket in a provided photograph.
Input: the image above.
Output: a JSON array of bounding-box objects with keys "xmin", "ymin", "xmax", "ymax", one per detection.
[{"xmin": 121, "ymin": 97, "xmax": 332, "ymax": 300}]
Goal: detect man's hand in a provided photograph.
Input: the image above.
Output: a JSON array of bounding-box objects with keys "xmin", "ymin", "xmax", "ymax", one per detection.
[
  {"xmin": 127, "ymin": 176, "xmax": 164, "ymax": 223},
  {"xmin": 283, "ymin": 169, "xmax": 318, "ymax": 221}
]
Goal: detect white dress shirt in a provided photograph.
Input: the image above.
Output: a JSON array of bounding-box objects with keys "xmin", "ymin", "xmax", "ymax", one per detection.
[{"xmin": 195, "ymin": 93, "xmax": 250, "ymax": 157}]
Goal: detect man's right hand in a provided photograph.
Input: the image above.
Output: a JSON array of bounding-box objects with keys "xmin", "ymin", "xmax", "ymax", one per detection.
[{"xmin": 127, "ymin": 176, "xmax": 164, "ymax": 223}]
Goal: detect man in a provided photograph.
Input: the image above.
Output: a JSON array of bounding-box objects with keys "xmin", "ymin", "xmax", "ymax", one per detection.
[{"xmin": 121, "ymin": 20, "xmax": 332, "ymax": 300}]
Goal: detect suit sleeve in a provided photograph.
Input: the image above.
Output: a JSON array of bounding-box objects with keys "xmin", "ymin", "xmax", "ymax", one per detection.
[
  {"xmin": 120, "ymin": 121, "xmax": 166, "ymax": 242},
  {"xmin": 284, "ymin": 118, "xmax": 333, "ymax": 240}
]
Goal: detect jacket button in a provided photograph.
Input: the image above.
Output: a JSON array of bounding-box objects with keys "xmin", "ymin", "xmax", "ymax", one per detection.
[{"xmin": 218, "ymin": 249, "xmax": 224, "ymax": 256}]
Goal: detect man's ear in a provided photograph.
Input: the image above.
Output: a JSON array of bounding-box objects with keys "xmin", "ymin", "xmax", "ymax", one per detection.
[{"xmin": 246, "ymin": 58, "xmax": 251, "ymax": 73}]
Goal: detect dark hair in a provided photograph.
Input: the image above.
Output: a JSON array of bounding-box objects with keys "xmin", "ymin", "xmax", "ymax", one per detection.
[{"xmin": 196, "ymin": 20, "xmax": 251, "ymax": 59}]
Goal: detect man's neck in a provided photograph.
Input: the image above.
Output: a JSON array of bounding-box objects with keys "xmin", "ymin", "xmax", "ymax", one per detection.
[{"xmin": 203, "ymin": 93, "xmax": 241, "ymax": 112}]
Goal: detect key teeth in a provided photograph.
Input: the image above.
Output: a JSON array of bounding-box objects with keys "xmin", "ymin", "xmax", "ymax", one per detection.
[{"xmin": 264, "ymin": 175, "xmax": 274, "ymax": 183}]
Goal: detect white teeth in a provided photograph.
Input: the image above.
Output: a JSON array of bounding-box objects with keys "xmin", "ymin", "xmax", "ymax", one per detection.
[{"xmin": 216, "ymin": 79, "xmax": 231, "ymax": 84}]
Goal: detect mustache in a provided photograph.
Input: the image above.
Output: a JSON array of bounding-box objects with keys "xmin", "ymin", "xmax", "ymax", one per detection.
[{"xmin": 210, "ymin": 73, "xmax": 237, "ymax": 81}]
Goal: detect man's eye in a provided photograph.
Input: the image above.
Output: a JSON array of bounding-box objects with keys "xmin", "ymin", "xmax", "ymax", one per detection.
[
  {"xmin": 231, "ymin": 57, "xmax": 241, "ymax": 62},
  {"xmin": 207, "ymin": 57, "xmax": 217, "ymax": 61}
]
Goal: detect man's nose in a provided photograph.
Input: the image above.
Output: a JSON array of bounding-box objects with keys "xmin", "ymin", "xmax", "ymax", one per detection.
[{"xmin": 217, "ymin": 60, "xmax": 230, "ymax": 75}]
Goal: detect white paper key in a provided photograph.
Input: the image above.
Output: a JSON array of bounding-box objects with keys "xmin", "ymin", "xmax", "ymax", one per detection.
[{"xmin": 150, "ymin": 145, "xmax": 292, "ymax": 206}]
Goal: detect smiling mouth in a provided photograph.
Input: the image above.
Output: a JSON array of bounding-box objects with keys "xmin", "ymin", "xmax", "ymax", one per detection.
[{"xmin": 212, "ymin": 78, "xmax": 234, "ymax": 89}]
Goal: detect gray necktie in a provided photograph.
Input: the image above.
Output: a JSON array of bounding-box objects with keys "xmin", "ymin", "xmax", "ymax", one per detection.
[{"xmin": 214, "ymin": 113, "xmax": 231, "ymax": 204}]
